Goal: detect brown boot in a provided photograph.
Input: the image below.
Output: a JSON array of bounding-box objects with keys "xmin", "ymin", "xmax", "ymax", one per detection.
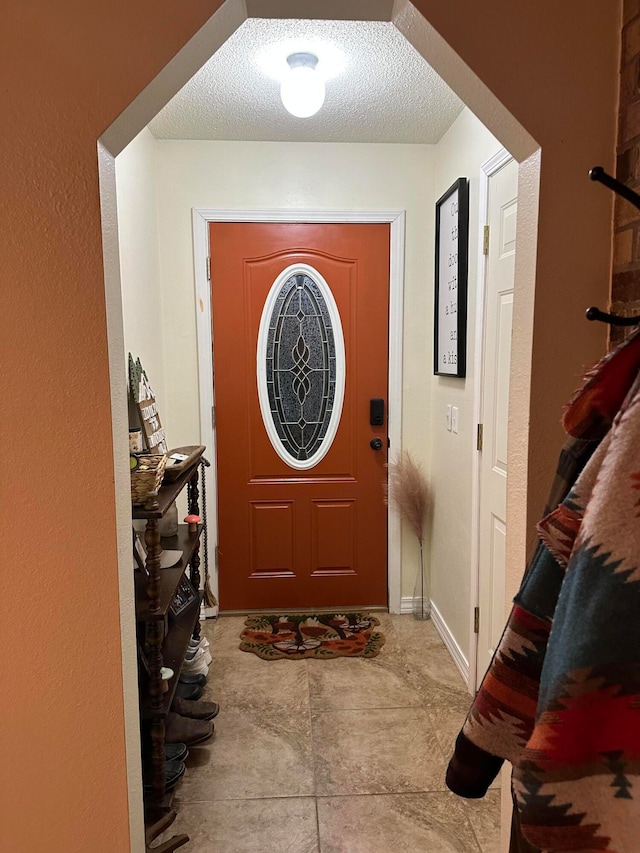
[
  {"xmin": 164, "ymin": 711, "xmax": 214, "ymax": 746},
  {"xmin": 171, "ymin": 696, "xmax": 220, "ymax": 721}
]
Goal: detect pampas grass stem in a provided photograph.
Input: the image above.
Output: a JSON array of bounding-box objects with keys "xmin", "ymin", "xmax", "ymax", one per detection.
[
  {"xmin": 385, "ymin": 452, "xmax": 429, "ymax": 545},
  {"xmin": 386, "ymin": 452, "xmax": 430, "ymax": 619}
]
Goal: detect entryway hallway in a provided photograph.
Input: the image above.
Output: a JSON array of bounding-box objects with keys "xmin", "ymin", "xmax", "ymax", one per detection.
[{"xmin": 163, "ymin": 614, "xmax": 500, "ymax": 851}]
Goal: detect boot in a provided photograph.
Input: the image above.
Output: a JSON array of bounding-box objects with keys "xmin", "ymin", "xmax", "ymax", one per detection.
[
  {"xmin": 144, "ymin": 759, "xmax": 186, "ymax": 793},
  {"xmin": 175, "ymin": 681, "xmax": 203, "ymax": 701},
  {"xmin": 165, "ymin": 711, "xmax": 214, "ymax": 746},
  {"xmin": 179, "ymin": 672, "xmax": 207, "ymax": 686},
  {"xmin": 172, "ymin": 696, "xmax": 220, "ymax": 721},
  {"xmin": 164, "ymin": 743, "xmax": 189, "ymax": 763}
]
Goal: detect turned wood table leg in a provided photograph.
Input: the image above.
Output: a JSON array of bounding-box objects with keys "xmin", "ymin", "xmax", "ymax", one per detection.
[
  {"xmin": 147, "ymin": 616, "xmax": 166, "ymax": 806},
  {"xmin": 145, "ymin": 519, "xmax": 162, "ymax": 616},
  {"xmin": 145, "ymin": 518, "xmax": 166, "ymax": 807},
  {"xmin": 149, "ymin": 714, "xmax": 166, "ymax": 807},
  {"xmin": 187, "ymin": 471, "xmax": 202, "ymax": 643},
  {"xmin": 189, "ymin": 544, "xmax": 202, "ymax": 643}
]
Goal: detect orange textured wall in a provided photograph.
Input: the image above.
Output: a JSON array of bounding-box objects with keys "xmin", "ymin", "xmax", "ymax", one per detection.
[
  {"xmin": 0, "ymin": 1, "xmax": 620, "ymax": 851},
  {"xmin": 0, "ymin": 2, "xmax": 224, "ymax": 851}
]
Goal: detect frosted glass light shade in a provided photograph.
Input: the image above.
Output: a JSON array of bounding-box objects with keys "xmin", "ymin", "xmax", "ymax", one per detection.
[{"xmin": 280, "ymin": 54, "xmax": 325, "ymax": 118}]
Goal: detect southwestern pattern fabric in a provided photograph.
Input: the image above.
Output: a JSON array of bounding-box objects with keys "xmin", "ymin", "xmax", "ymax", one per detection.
[{"xmin": 446, "ymin": 330, "xmax": 640, "ymax": 852}]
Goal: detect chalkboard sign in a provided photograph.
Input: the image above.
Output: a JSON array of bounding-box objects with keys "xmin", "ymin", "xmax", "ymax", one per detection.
[
  {"xmin": 128, "ymin": 354, "xmax": 168, "ymax": 454},
  {"xmin": 434, "ymin": 178, "xmax": 469, "ymax": 377}
]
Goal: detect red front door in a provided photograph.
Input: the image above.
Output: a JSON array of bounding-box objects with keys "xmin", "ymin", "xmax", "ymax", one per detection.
[{"xmin": 210, "ymin": 222, "xmax": 389, "ymax": 611}]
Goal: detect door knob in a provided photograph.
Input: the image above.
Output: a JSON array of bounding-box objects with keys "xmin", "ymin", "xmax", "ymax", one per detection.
[{"xmin": 370, "ymin": 437, "xmax": 383, "ymax": 451}]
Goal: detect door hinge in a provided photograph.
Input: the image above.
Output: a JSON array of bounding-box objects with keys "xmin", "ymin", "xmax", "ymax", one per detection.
[
  {"xmin": 476, "ymin": 423, "xmax": 483, "ymax": 451},
  {"xmin": 474, "ymin": 607, "xmax": 480, "ymax": 634},
  {"xmin": 206, "ymin": 256, "xmax": 211, "ymax": 281},
  {"xmin": 483, "ymin": 225, "xmax": 490, "ymax": 255},
  {"xmin": 211, "ymin": 405, "xmax": 216, "ymax": 429}
]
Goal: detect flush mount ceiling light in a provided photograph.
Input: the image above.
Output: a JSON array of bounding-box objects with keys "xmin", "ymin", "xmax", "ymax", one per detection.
[{"xmin": 280, "ymin": 53, "xmax": 325, "ymax": 118}]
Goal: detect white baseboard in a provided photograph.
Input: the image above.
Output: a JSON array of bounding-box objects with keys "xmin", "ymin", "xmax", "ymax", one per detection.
[
  {"xmin": 430, "ymin": 601, "xmax": 470, "ymax": 686},
  {"xmin": 400, "ymin": 595, "xmax": 415, "ymax": 614},
  {"xmin": 400, "ymin": 597, "xmax": 470, "ymax": 687}
]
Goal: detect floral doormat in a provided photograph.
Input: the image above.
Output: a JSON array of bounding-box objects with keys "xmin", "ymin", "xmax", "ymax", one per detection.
[{"xmin": 239, "ymin": 613, "xmax": 386, "ymax": 660}]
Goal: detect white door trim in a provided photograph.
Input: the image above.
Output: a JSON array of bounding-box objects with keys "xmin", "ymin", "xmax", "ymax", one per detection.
[
  {"xmin": 469, "ymin": 149, "xmax": 514, "ymax": 691},
  {"xmin": 192, "ymin": 208, "xmax": 406, "ymax": 613}
]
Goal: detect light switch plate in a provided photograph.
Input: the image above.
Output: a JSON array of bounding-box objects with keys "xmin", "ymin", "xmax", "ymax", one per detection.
[
  {"xmin": 451, "ymin": 406, "xmax": 459, "ymax": 434},
  {"xmin": 446, "ymin": 404, "xmax": 452, "ymax": 431}
]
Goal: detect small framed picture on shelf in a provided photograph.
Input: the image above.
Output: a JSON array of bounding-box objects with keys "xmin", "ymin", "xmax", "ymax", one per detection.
[
  {"xmin": 133, "ymin": 528, "xmax": 148, "ymax": 576},
  {"xmin": 170, "ymin": 576, "xmax": 198, "ymax": 617}
]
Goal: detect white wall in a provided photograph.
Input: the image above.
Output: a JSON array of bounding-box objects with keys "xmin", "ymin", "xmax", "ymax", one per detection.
[
  {"xmin": 429, "ymin": 108, "xmax": 502, "ymax": 661},
  {"xmin": 154, "ymin": 140, "xmax": 435, "ymax": 596},
  {"xmin": 118, "ymin": 125, "xmax": 503, "ymax": 635},
  {"xmin": 116, "ymin": 126, "xmax": 501, "ymax": 636},
  {"xmin": 116, "ymin": 128, "xmax": 166, "ymax": 407}
]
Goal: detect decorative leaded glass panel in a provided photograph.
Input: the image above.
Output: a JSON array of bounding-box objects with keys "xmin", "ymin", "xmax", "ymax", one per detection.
[{"xmin": 257, "ymin": 265, "xmax": 345, "ymax": 469}]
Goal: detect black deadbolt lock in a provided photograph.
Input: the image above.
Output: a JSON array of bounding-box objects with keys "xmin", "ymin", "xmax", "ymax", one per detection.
[{"xmin": 370, "ymin": 398, "xmax": 385, "ymax": 426}]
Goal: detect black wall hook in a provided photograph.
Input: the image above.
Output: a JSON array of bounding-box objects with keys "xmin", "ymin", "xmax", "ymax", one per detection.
[
  {"xmin": 587, "ymin": 167, "xmax": 640, "ymax": 328},
  {"xmin": 586, "ymin": 306, "xmax": 640, "ymax": 327},
  {"xmin": 589, "ymin": 166, "xmax": 640, "ymax": 211}
]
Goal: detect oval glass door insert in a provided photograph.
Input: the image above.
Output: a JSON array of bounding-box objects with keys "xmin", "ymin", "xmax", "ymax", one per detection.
[{"xmin": 257, "ymin": 263, "xmax": 345, "ymax": 470}]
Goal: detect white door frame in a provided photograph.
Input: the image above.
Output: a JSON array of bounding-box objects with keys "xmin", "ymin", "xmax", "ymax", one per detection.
[
  {"xmin": 192, "ymin": 208, "xmax": 406, "ymax": 613},
  {"xmin": 469, "ymin": 148, "xmax": 514, "ymax": 691}
]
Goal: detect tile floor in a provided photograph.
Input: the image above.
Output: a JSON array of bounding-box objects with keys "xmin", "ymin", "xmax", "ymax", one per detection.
[{"xmin": 165, "ymin": 613, "xmax": 501, "ymax": 852}]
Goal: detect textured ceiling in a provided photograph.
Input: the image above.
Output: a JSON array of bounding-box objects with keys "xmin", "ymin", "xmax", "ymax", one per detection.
[{"xmin": 149, "ymin": 19, "xmax": 464, "ymax": 144}]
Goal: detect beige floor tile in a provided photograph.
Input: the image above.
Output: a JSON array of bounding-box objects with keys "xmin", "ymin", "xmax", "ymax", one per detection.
[
  {"xmin": 165, "ymin": 797, "xmax": 319, "ymax": 852},
  {"xmin": 312, "ymin": 707, "xmax": 447, "ymax": 796},
  {"xmin": 390, "ymin": 613, "xmax": 445, "ymax": 648},
  {"xmin": 205, "ymin": 652, "xmax": 310, "ymax": 714},
  {"xmin": 423, "ymin": 683, "xmax": 474, "ymax": 758},
  {"xmin": 464, "ymin": 789, "xmax": 502, "ymax": 853},
  {"xmin": 405, "ymin": 647, "xmax": 470, "ymax": 700},
  {"xmin": 422, "ymin": 644, "xmax": 468, "ymax": 689},
  {"xmin": 210, "ymin": 615, "xmax": 247, "ymax": 657},
  {"xmin": 317, "ymin": 792, "xmax": 481, "ymax": 853},
  {"xmin": 175, "ymin": 705, "xmax": 314, "ymax": 802},
  {"xmin": 176, "ymin": 611, "xmax": 504, "ymax": 848},
  {"xmin": 308, "ymin": 649, "xmax": 422, "ymax": 711},
  {"xmin": 370, "ymin": 610, "xmax": 396, "ymax": 633},
  {"xmin": 199, "ymin": 618, "xmax": 216, "ymax": 641}
]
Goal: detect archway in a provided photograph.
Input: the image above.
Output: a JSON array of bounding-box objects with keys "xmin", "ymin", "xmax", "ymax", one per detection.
[{"xmin": 97, "ymin": 2, "xmax": 614, "ymax": 848}]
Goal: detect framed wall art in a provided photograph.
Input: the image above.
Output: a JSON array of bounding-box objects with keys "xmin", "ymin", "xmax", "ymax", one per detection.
[
  {"xmin": 128, "ymin": 354, "xmax": 168, "ymax": 454},
  {"xmin": 434, "ymin": 177, "xmax": 469, "ymax": 377},
  {"xmin": 169, "ymin": 576, "xmax": 198, "ymax": 617}
]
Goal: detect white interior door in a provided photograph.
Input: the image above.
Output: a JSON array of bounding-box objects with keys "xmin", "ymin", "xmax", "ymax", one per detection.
[{"xmin": 476, "ymin": 157, "xmax": 518, "ymax": 682}]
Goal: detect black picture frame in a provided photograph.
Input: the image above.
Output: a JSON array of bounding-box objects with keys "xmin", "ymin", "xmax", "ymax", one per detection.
[
  {"xmin": 133, "ymin": 527, "xmax": 148, "ymax": 577},
  {"xmin": 434, "ymin": 177, "xmax": 469, "ymax": 377},
  {"xmin": 170, "ymin": 576, "xmax": 198, "ymax": 617}
]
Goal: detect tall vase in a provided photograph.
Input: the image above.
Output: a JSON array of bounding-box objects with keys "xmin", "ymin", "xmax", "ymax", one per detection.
[{"xmin": 412, "ymin": 539, "xmax": 431, "ymax": 620}]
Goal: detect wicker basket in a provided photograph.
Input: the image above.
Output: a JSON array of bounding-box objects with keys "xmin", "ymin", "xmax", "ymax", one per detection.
[{"xmin": 131, "ymin": 453, "xmax": 167, "ymax": 506}]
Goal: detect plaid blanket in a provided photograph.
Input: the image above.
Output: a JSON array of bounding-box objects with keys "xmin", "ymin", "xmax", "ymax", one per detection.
[{"xmin": 446, "ymin": 330, "xmax": 640, "ymax": 852}]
